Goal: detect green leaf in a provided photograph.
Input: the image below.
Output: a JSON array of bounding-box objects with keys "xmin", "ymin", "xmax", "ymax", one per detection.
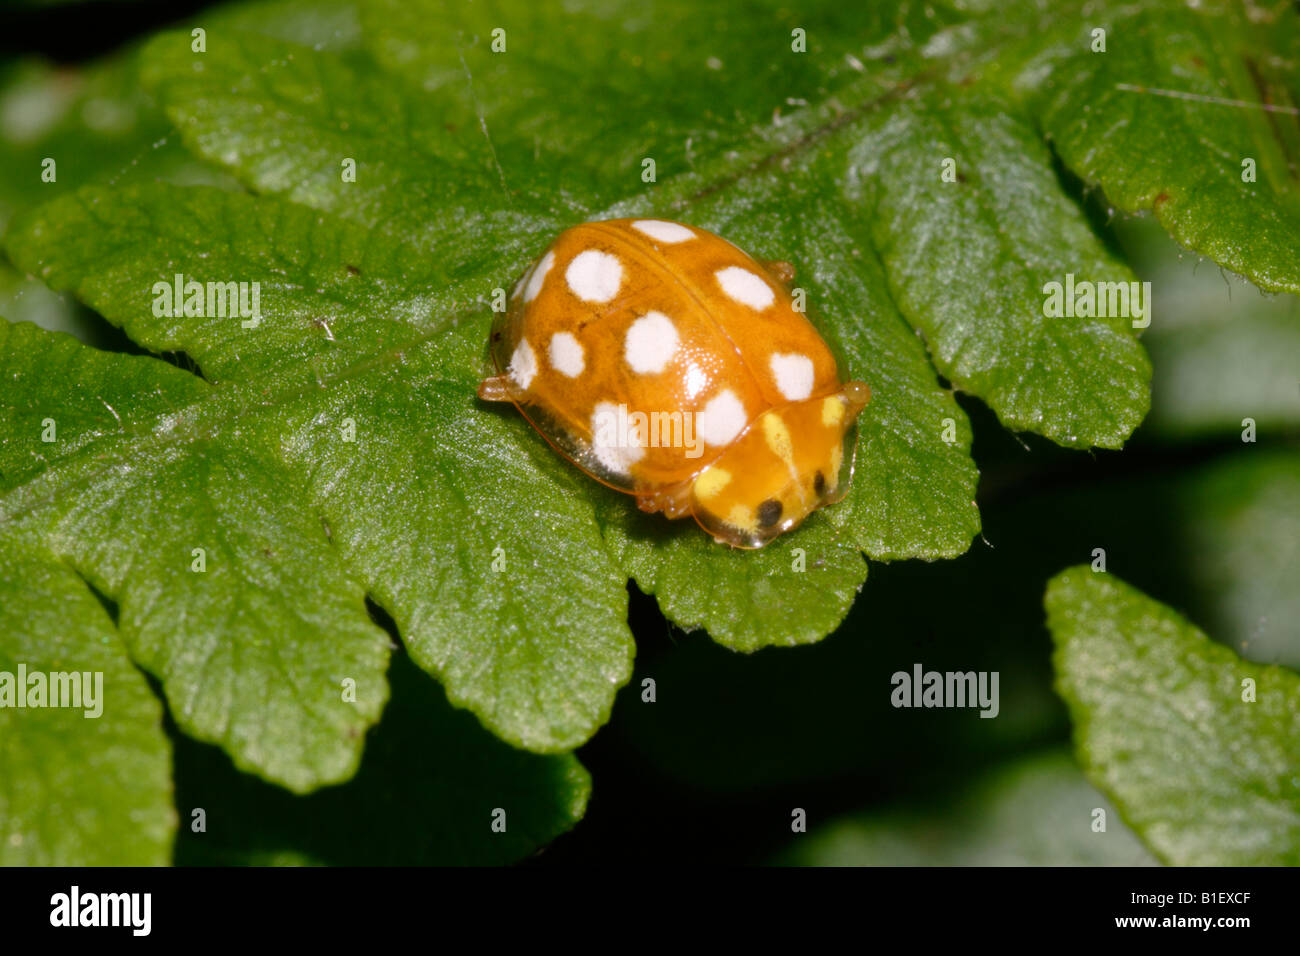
[
  {"xmin": 598, "ymin": 498, "xmax": 866, "ymax": 650},
  {"xmin": 0, "ymin": 192, "xmax": 637, "ymax": 763},
  {"xmin": 0, "ymin": 0, "xmax": 367, "ymax": 236},
  {"xmin": 0, "ymin": 319, "xmax": 393, "ymax": 791},
  {"xmin": 0, "ymin": 58, "xmax": 177, "ymax": 232},
  {"xmin": 0, "ymin": 0, "xmax": 346, "ymax": 344},
  {"xmin": 0, "ymin": 535, "xmax": 175, "ymax": 866},
  {"xmin": 1110, "ymin": 217, "xmax": 1300, "ymax": 438},
  {"xmin": 1013, "ymin": 2, "xmax": 1300, "ymax": 294},
  {"xmin": 1047, "ymin": 566, "xmax": 1300, "ymax": 865},
  {"xmin": 847, "ymin": 84, "xmax": 1151, "ymax": 448},
  {"xmin": 779, "ymin": 751, "xmax": 1159, "ymax": 866},
  {"xmin": 136, "ymin": 27, "xmax": 545, "ymax": 263},
  {"xmin": 204, "ymin": 0, "xmax": 367, "ymax": 52},
  {"xmin": 174, "ymin": 652, "xmax": 589, "ymax": 865},
  {"xmin": 0, "ymin": 51, "xmax": 229, "ymax": 346}
]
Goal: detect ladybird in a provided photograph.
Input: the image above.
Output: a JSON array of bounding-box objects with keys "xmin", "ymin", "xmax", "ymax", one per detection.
[{"xmin": 477, "ymin": 218, "xmax": 871, "ymax": 548}]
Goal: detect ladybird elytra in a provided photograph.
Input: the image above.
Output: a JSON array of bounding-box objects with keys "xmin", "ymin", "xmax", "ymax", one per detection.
[{"xmin": 477, "ymin": 218, "xmax": 871, "ymax": 548}]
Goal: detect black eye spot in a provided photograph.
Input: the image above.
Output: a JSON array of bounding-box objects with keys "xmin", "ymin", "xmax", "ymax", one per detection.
[
  {"xmin": 757, "ymin": 498, "xmax": 783, "ymax": 528},
  {"xmin": 814, "ymin": 471, "xmax": 827, "ymax": 496}
]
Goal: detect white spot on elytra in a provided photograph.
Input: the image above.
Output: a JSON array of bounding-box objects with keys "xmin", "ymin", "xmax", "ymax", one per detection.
[
  {"xmin": 770, "ymin": 352, "xmax": 814, "ymax": 401},
  {"xmin": 566, "ymin": 249, "xmax": 623, "ymax": 302},
  {"xmin": 631, "ymin": 220, "xmax": 696, "ymax": 244},
  {"xmin": 524, "ymin": 251, "xmax": 554, "ymax": 303},
  {"xmin": 715, "ymin": 266, "xmax": 774, "ymax": 310},
  {"xmin": 591, "ymin": 400, "xmax": 646, "ymax": 475},
  {"xmin": 697, "ymin": 389, "xmax": 747, "ymax": 446},
  {"xmin": 624, "ymin": 311, "xmax": 679, "ymax": 373},
  {"xmin": 549, "ymin": 331, "xmax": 585, "ymax": 377},
  {"xmin": 684, "ymin": 363, "xmax": 708, "ymax": 399},
  {"xmin": 508, "ymin": 338, "xmax": 537, "ymax": 389}
]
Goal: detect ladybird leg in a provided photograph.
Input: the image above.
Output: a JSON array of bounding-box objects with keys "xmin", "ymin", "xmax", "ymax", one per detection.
[
  {"xmin": 477, "ymin": 374, "xmax": 514, "ymax": 402},
  {"xmin": 763, "ymin": 259, "xmax": 796, "ymax": 285},
  {"xmin": 636, "ymin": 479, "xmax": 694, "ymax": 520}
]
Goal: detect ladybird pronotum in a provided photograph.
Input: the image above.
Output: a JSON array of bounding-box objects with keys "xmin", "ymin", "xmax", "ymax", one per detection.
[{"xmin": 478, "ymin": 218, "xmax": 871, "ymax": 548}]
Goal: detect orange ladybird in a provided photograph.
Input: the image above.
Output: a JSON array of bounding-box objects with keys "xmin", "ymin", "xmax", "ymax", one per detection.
[{"xmin": 477, "ymin": 218, "xmax": 870, "ymax": 548}]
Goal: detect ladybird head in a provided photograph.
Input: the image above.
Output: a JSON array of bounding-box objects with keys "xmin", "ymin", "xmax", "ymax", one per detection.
[{"xmin": 689, "ymin": 380, "xmax": 871, "ymax": 548}]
